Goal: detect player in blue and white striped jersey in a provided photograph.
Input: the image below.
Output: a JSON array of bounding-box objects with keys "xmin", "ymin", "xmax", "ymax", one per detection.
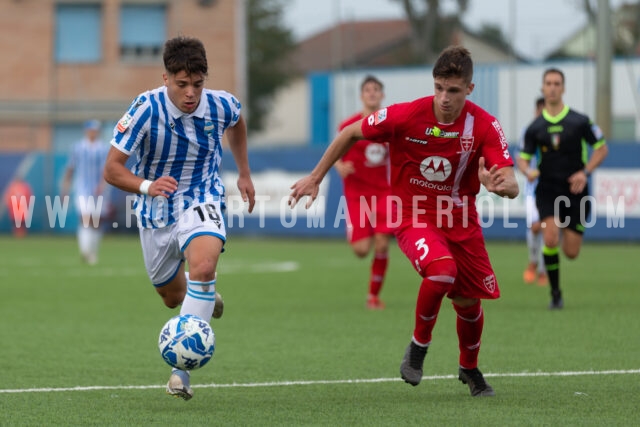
[
  {"xmin": 517, "ymin": 97, "xmax": 547, "ymax": 286},
  {"xmin": 104, "ymin": 36, "xmax": 256, "ymax": 400},
  {"xmin": 62, "ymin": 119, "xmax": 110, "ymax": 265}
]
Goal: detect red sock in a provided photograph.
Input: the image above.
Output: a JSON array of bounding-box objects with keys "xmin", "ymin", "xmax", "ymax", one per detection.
[
  {"xmin": 369, "ymin": 252, "xmax": 388, "ymax": 297},
  {"xmin": 413, "ymin": 280, "xmax": 444, "ymax": 344},
  {"xmin": 454, "ymin": 301, "xmax": 484, "ymax": 369},
  {"xmin": 413, "ymin": 258, "xmax": 457, "ymax": 345}
]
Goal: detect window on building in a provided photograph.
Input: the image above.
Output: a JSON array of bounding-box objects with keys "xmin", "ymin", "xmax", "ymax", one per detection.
[
  {"xmin": 55, "ymin": 4, "xmax": 102, "ymax": 63},
  {"xmin": 120, "ymin": 4, "xmax": 166, "ymax": 62}
]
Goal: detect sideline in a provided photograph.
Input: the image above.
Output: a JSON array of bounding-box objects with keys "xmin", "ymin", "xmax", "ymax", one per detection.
[{"xmin": 2, "ymin": 369, "xmax": 639, "ymax": 394}]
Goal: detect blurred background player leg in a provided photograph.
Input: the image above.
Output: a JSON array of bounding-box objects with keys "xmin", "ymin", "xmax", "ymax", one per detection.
[
  {"xmin": 61, "ymin": 119, "xmax": 109, "ymax": 265},
  {"xmin": 4, "ymin": 178, "xmax": 33, "ymax": 238},
  {"xmin": 346, "ymin": 207, "xmax": 391, "ymax": 310},
  {"xmin": 523, "ymin": 193, "xmax": 547, "ymax": 285},
  {"xmin": 335, "ymin": 75, "xmax": 394, "ymax": 310}
]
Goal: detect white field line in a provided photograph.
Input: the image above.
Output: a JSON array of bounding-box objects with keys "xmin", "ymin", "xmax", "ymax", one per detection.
[{"xmin": 1, "ymin": 369, "xmax": 639, "ymax": 394}]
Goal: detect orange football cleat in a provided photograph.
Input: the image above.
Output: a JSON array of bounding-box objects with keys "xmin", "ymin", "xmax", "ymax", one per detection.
[
  {"xmin": 536, "ymin": 272, "xmax": 548, "ymax": 286},
  {"xmin": 367, "ymin": 295, "xmax": 385, "ymax": 310},
  {"xmin": 523, "ymin": 263, "xmax": 537, "ymax": 284}
]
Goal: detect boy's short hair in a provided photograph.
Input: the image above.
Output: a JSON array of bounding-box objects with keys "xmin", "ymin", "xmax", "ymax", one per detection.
[{"xmin": 360, "ymin": 75, "xmax": 384, "ymax": 92}]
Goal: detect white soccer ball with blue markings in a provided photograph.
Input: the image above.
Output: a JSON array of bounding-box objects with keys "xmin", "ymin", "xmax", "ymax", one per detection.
[{"xmin": 158, "ymin": 314, "xmax": 215, "ymax": 370}]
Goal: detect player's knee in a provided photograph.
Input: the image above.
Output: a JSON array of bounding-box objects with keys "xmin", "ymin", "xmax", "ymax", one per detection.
[
  {"xmin": 373, "ymin": 234, "xmax": 390, "ymax": 253},
  {"xmin": 564, "ymin": 247, "xmax": 580, "ymax": 259},
  {"xmin": 351, "ymin": 240, "xmax": 371, "ymax": 258},
  {"xmin": 188, "ymin": 259, "xmax": 216, "ymax": 282},
  {"xmin": 157, "ymin": 288, "xmax": 185, "ymax": 309},
  {"xmin": 423, "ymin": 257, "xmax": 457, "ymax": 293},
  {"xmin": 352, "ymin": 247, "xmax": 369, "ymax": 258}
]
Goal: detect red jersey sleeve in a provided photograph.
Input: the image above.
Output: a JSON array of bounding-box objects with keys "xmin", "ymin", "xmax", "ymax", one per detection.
[
  {"xmin": 480, "ymin": 116, "xmax": 514, "ymax": 169},
  {"xmin": 361, "ymin": 106, "xmax": 395, "ymax": 142}
]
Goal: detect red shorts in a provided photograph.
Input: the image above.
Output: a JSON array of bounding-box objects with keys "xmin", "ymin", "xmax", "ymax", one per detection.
[
  {"xmin": 395, "ymin": 220, "xmax": 500, "ymax": 300},
  {"xmin": 345, "ymin": 194, "xmax": 396, "ymax": 243}
]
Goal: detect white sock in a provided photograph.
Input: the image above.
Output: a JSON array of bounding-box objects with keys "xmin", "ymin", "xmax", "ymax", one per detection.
[
  {"xmin": 77, "ymin": 227, "xmax": 92, "ymax": 257},
  {"xmin": 526, "ymin": 229, "xmax": 540, "ymax": 264},
  {"xmin": 180, "ymin": 273, "xmax": 216, "ymax": 321},
  {"xmin": 88, "ymin": 228, "xmax": 103, "ymax": 259},
  {"xmin": 536, "ymin": 233, "xmax": 545, "ymax": 273}
]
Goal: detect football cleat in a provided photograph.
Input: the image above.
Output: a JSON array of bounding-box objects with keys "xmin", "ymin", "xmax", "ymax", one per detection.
[
  {"xmin": 366, "ymin": 294, "xmax": 385, "ymax": 310},
  {"xmin": 549, "ymin": 289, "xmax": 564, "ymax": 310},
  {"xmin": 212, "ymin": 292, "xmax": 224, "ymax": 319},
  {"xmin": 458, "ymin": 367, "xmax": 495, "ymax": 397},
  {"xmin": 400, "ymin": 341, "xmax": 428, "ymax": 386},
  {"xmin": 166, "ymin": 370, "xmax": 193, "ymax": 401},
  {"xmin": 523, "ymin": 263, "xmax": 537, "ymax": 284},
  {"xmin": 536, "ymin": 272, "xmax": 548, "ymax": 286}
]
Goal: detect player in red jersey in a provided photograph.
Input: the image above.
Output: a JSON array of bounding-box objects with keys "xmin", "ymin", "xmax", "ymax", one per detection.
[
  {"xmin": 290, "ymin": 46, "xmax": 519, "ymax": 397},
  {"xmin": 335, "ymin": 75, "xmax": 394, "ymax": 310}
]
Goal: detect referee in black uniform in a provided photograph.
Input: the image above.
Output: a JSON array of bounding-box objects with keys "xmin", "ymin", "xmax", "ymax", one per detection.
[{"xmin": 517, "ymin": 68, "xmax": 608, "ymax": 309}]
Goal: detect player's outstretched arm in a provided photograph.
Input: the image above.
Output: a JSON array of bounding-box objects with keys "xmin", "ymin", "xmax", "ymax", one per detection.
[
  {"xmin": 103, "ymin": 146, "xmax": 177, "ymax": 198},
  {"xmin": 225, "ymin": 114, "xmax": 256, "ymax": 213},
  {"xmin": 289, "ymin": 120, "xmax": 364, "ymax": 208},
  {"xmin": 478, "ymin": 157, "xmax": 519, "ymax": 199}
]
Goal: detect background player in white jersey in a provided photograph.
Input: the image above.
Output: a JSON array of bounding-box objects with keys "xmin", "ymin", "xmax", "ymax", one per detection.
[
  {"xmin": 104, "ymin": 36, "xmax": 256, "ymax": 400},
  {"xmin": 62, "ymin": 119, "xmax": 110, "ymax": 265},
  {"xmin": 518, "ymin": 98, "xmax": 548, "ymax": 286}
]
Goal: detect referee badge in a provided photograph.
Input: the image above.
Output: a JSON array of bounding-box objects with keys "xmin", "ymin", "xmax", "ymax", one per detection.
[{"xmin": 551, "ymin": 134, "xmax": 560, "ymax": 150}]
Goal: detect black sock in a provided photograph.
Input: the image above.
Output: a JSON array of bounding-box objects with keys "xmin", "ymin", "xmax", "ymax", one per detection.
[{"xmin": 543, "ymin": 245, "xmax": 560, "ymax": 295}]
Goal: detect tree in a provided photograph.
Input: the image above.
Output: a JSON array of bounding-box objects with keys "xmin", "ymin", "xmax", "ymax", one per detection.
[
  {"xmin": 247, "ymin": 0, "xmax": 296, "ymax": 133},
  {"xmin": 391, "ymin": 0, "xmax": 470, "ymax": 63},
  {"xmin": 476, "ymin": 23, "xmax": 512, "ymax": 53}
]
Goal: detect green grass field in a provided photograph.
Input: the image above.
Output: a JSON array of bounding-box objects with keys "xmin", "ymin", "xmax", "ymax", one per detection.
[{"xmin": 0, "ymin": 235, "xmax": 638, "ymax": 426}]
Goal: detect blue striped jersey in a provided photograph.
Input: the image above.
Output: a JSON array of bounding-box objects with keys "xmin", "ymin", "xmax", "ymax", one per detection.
[
  {"xmin": 110, "ymin": 86, "xmax": 241, "ymax": 228},
  {"xmin": 67, "ymin": 138, "xmax": 109, "ymax": 198}
]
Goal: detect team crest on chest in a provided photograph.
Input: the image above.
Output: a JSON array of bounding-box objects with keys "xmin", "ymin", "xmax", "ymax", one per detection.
[
  {"xmin": 204, "ymin": 121, "xmax": 215, "ymax": 136},
  {"xmin": 460, "ymin": 136, "xmax": 474, "ymax": 152}
]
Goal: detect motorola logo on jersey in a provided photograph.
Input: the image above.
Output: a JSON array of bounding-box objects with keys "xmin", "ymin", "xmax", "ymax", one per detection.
[
  {"xmin": 364, "ymin": 143, "xmax": 387, "ymax": 166},
  {"xmin": 419, "ymin": 156, "xmax": 452, "ymax": 182}
]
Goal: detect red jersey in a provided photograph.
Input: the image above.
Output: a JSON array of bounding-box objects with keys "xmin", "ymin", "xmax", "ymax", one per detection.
[
  {"xmin": 338, "ymin": 112, "xmax": 390, "ymax": 198},
  {"xmin": 4, "ymin": 180, "xmax": 32, "ymax": 221},
  {"xmin": 361, "ymin": 97, "xmax": 513, "ymax": 225}
]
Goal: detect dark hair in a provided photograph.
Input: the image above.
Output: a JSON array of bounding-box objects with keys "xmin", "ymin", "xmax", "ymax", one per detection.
[
  {"xmin": 536, "ymin": 97, "xmax": 545, "ymax": 109},
  {"xmin": 543, "ymin": 68, "xmax": 564, "ymax": 84},
  {"xmin": 360, "ymin": 75, "xmax": 383, "ymax": 92},
  {"xmin": 163, "ymin": 36, "xmax": 208, "ymax": 76},
  {"xmin": 432, "ymin": 46, "xmax": 473, "ymax": 83}
]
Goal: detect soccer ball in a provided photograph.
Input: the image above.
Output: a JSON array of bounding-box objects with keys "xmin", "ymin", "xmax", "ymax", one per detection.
[{"xmin": 158, "ymin": 314, "xmax": 215, "ymax": 370}]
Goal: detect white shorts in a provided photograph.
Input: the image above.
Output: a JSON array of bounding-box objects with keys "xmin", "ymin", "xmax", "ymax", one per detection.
[
  {"xmin": 525, "ymin": 194, "xmax": 540, "ymax": 228},
  {"xmin": 139, "ymin": 200, "xmax": 226, "ymax": 287}
]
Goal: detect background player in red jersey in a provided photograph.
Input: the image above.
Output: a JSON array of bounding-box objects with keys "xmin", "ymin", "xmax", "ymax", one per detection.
[
  {"xmin": 4, "ymin": 177, "xmax": 33, "ymax": 238},
  {"xmin": 334, "ymin": 75, "xmax": 394, "ymax": 310},
  {"xmin": 290, "ymin": 46, "xmax": 519, "ymax": 397}
]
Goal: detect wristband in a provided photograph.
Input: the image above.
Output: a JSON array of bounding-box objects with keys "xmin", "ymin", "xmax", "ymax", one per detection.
[
  {"xmin": 139, "ymin": 180, "xmax": 152, "ymax": 195},
  {"xmin": 583, "ymin": 168, "xmax": 591, "ymax": 177}
]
